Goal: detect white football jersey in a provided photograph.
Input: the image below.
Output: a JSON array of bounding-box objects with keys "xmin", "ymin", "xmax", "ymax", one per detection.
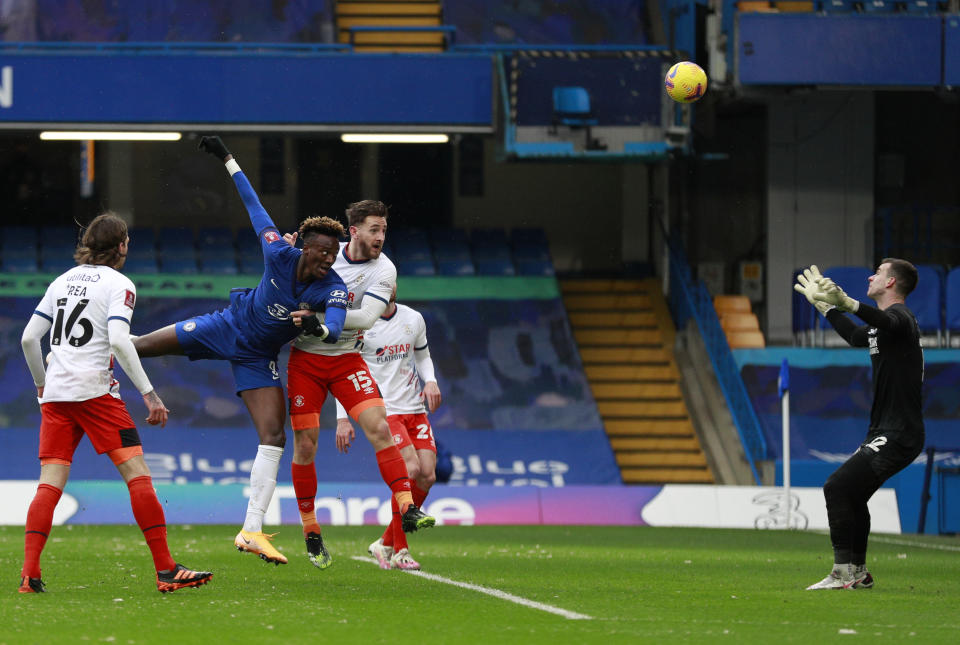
[
  {"xmin": 358, "ymin": 304, "xmax": 430, "ymax": 415},
  {"xmin": 36, "ymin": 264, "xmax": 137, "ymax": 403},
  {"xmin": 294, "ymin": 242, "xmax": 397, "ymax": 357}
]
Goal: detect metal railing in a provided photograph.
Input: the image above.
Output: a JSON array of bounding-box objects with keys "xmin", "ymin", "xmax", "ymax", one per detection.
[{"xmin": 665, "ymin": 233, "xmax": 767, "ymax": 483}]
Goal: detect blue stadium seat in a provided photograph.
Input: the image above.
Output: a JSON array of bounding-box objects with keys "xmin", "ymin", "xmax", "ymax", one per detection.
[
  {"xmin": 396, "ymin": 258, "xmax": 437, "ymax": 276},
  {"xmin": 903, "ymin": 0, "xmax": 935, "ymax": 12},
  {"xmin": 2, "ymin": 226, "xmax": 38, "ymax": 254},
  {"xmin": 908, "ymin": 264, "xmax": 943, "ymax": 342},
  {"xmin": 471, "ymin": 229, "xmax": 515, "ymax": 275},
  {"xmin": 39, "ymin": 245, "xmax": 77, "ymax": 274},
  {"xmin": 40, "ymin": 226, "xmax": 79, "ymax": 249},
  {"xmin": 474, "ymin": 258, "xmax": 516, "ymax": 276},
  {"xmin": 511, "ymin": 228, "xmax": 551, "ymax": 262},
  {"xmin": 158, "ymin": 227, "xmax": 197, "ymax": 260},
  {"xmin": 436, "ymin": 258, "xmax": 475, "ymax": 276},
  {"xmin": 197, "ymin": 227, "xmax": 237, "ymax": 261},
  {"xmin": 389, "ymin": 229, "xmax": 432, "ymax": 262},
  {"xmin": 123, "ymin": 256, "xmax": 159, "ymax": 273},
  {"xmin": 515, "ymin": 258, "xmax": 555, "ymax": 276},
  {"xmin": 201, "ymin": 256, "xmax": 240, "ymax": 275},
  {"xmin": 160, "ymin": 256, "xmax": 199, "ymax": 274},
  {"xmin": 552, "ymin": 87, "xmax": 597, "ymax": 127},
  {"xmin": 238, "ymin": 252, "xmax": 264, "ymax": 275},
  {"xmin": 1, "ymin": 254, "xmax": 39, "ymax": 273},
  {"xmin": 129, "ymin": 226, "xmax": 158, "ymax": 251},
  {"xmin": 945, "ymin": 267, "xmax": 960, "ymax": 345}
]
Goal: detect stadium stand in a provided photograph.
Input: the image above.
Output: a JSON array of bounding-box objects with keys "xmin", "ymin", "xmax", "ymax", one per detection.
[
  {"xmin": 431, "ymin": 228, "xmax": 475, "ymax": 276},
  {"xmin": 946, "ymin": 267, "xmax": 960, "ymax": 346},
  {"xmin": 909, "ymin": 264, "xmax": 944, "ymax": 345},
  {"xmin": 336, "ymin": 1, "xmax": 448, "ymax": 52},
  {"xmin": 563, "ymin": 278, "xmax": 713, "ymax": 484},
  {"xmin": 470, "ymin": 229, "xmax": 515, "ymax": 276},
  {"xmin": 792, "ymin": 268, "xmax": 816, "ymax": 346}
]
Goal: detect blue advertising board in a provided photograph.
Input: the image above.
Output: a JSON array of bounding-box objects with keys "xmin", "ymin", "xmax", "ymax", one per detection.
[{"xmin": 0, "ymin": 50, "xmax": 493, "ymax": 127}]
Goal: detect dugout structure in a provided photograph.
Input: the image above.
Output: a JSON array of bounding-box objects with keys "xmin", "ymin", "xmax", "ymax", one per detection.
[{"xmin": 487, "ymin": 46, "xmax": 695, "ymax": 160}]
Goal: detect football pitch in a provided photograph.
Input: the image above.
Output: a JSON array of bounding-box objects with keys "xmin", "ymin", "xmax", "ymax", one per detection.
[{"xmin": 2, "ymin": 525, "xmax": 959, "ymax": 644}]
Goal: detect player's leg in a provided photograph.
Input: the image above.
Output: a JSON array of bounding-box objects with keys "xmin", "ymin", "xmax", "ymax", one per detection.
[
  {"xmin": 20, "ymin": 463, "xmax": 69, "ymax": 593},
  {"xmin": 114, "ymin": 454, "xmax": 213, "ymax": 592},
  {"xmin": 387, "ymin": 442, "xmax": 421, "ymax": 568},
  {"xmin": 391, "ymin": 421, "xmax": 438, "ymax": 571},
  {"xmin": 131, "ymin": 324, "xmax": 184, "ymax": 358},
  {"xmin": 849, "ymin": 435, "xmax": 922, "ymax": 589},
  {"xmin": 21, "ymin": 402, "xmax": 84, "ymax": 593},
  {"xmin": 328, "ymin": 357, "xmax": 435, "ymax": 533},
  {"xmin": 807, "ymin": 449, "xmax": 880, "ymax": 590},
  {"xmin": 287, "ymin": 348, "xmax": 332, "ymax": 568},
  {"xmin": 354, "ymin": 405, "xmax": 435, "ymax": 532},
  {"xmin": 234, "ymin": 383, "xmax": 288, "ymax": 564}
]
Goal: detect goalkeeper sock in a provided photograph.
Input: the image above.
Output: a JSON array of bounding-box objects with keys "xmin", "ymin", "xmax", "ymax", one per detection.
[{"xmin": 291, "ymin": 461, "xmax": 321, "ymax": 534}]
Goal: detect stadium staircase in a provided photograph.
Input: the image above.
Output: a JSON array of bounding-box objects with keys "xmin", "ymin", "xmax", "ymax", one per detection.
[
  {"xmin": 336, "ymin": 1, "xmax": 446, "ymax": 52},
  {"xmin": 561, "ymin": 279, "xmax": 714, "ymax": 484}
]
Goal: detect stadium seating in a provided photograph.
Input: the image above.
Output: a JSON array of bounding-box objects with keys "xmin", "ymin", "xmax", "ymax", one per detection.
[
  {"xmin": 908, "ymin": 264, "xmax": 943, "ymax": 344},
  {"xmin": 713, "ymin": 294, "xmax": 751, "ymax": 315},
  {"xmin": 471, "ymin": 229, "xmax": 515, "ymax": 276},
  {"xmin": 0, "ymin": 225, "xmax": 556, "ymax": 278},
  {"xmin": 946, "ymin": 267, "xmax": 960, "ymax": 346}
]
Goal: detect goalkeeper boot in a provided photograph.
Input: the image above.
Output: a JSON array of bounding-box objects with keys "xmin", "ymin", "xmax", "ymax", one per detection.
[
  {"xmin": 156, "ymin": 563, "xmax": 213, "ymax": 593},
  {"xmin": 234, "ymin": 530, "xmax": 288, "ymax": 565},
  {"xmin": 18, "ymin": 576, "xmax": 45, "ymax": 593},
  {"xmin": 852, "ymin": 565, "xmax": 874, "ymax": 589},
  {"xmin": 400, "ymin": 504, "xmax": 436, "ymax": 533},
  {"xmin": 806, "ymin": 564, "xmax": 856, "ymax": 590},
  {"xmin": 305, "ymin": 532, "xmax": 332, "ymax": 569},
  {"xmin": 390, "ymin": 548, "xmax": 421, "ymax": 571},
  {"xmin": 368, "ymin": 538, "xmax": 394, "ymax": 570}
]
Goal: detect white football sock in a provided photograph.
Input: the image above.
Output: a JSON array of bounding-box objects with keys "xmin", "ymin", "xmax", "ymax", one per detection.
[{"xmin": 242, "ymin": 445, "xmax": 283, "ymax": 533}]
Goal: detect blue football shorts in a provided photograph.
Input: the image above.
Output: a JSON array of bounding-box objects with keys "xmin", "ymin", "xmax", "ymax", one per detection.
[{"xmin": 175, "ymin": 310, "xmax": 282, "ymax": 394}]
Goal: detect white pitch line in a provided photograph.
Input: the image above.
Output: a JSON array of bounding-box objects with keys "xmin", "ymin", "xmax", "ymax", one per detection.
[
  {"xmin": 350, "ymin": 556, "xmax": 593, "ymax": 620},
  {"xmin": 869, "ymin": 535, "xmax": 960, "ymax": 552}
]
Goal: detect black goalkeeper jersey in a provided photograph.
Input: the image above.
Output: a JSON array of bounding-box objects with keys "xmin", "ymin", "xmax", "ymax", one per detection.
[{"xmin": 825, "ymin": 303, "xmax": 924, "ymax": 446}]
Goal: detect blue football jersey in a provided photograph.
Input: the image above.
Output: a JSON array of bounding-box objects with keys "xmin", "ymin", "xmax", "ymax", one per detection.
[{"xmin": 227, "ymin": 170, "xmax": 348, "ymax": 356}]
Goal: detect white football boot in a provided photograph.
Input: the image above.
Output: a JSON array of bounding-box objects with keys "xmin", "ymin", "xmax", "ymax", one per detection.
[{"xmin": 806, "ymin": 564, "xmax": 856, "ymax": 590}]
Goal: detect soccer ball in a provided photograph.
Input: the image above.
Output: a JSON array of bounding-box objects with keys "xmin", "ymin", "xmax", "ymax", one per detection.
[{"xmin": 664, "ymin": 62, "xmax": 707, "ymax": 103}]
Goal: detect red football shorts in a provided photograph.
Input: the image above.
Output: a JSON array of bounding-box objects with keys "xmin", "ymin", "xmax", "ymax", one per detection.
[
  {"xmin": 387, "ymin": 413, "xmax": 436, "ymax": 452},
  {"xmin": 287, "ymin": 348, "xmax": 384, "ymax": 429},
  {"xmin": 39, "ymin": 394, "xmax": 142, "ymax": 464}
]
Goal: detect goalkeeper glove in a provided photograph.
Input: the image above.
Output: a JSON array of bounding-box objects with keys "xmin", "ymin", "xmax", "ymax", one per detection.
[
  {"xmin": 300, "ymin": 313, "xmax": 330, "ymax": 340},
  {"xmin": 793, "ymin": 265, "xmax": 835, "ymax": 316},
  {"xmin": 814, "ymin": 277, "xmax": 859, "ymax": 313},
  {"xmin": 198, "ymin": 136, "xmax": 231, "ymax": 162}
]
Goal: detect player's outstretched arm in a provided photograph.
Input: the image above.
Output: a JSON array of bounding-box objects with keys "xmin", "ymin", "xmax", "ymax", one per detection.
[
  {"xmin": 199, "ymin": 135, "xmax": 277, "ymax": 239},
  {"xmin": 108, "ymin": 319, "xmax": 169, "ymax": 426},
  {"xmin": 21, "ymin": 314, "xmax": 52, "ymax": 397}
]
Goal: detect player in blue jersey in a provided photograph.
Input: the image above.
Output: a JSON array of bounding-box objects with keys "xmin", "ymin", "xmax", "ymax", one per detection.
[{"xmin": 132, "ymin": 136, "xmax": 347, "ymax": 565}]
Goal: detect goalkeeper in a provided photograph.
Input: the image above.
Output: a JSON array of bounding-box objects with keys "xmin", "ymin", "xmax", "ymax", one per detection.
[{"xmin": 794, "ymin": 260, "xmax": 924, "ymax": 590}]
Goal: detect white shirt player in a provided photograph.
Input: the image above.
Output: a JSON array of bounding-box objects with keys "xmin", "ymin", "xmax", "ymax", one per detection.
[
  {"xmin": 35, "ymin": 264, "xmax": 138, "ymax": 402},
  {"xmin": 293, "ymin": 241, "xmax": 397, "ymax": 357},
  {"xmin": 337, "ymin": 304, "xmax": 434, "ymax": 416}
]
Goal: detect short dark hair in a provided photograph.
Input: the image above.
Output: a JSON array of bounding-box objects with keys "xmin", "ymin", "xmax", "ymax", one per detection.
[
  {"xmin": 299, "ymin": 216, "xmax": 345, "ymax": 244},
  {"xmin": 74, "ymin": 212, "xmax": 127, "ymax": 266},
  {"xmin": 880, "ymin": 257, "xmax": 918, "ymax": 297},
  {"xmin": 345, "ymin": 200, "xmax": 388, "ymax": 228}
]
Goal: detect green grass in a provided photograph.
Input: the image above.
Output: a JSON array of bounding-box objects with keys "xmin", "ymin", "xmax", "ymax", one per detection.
[{"xmin": 1, "ymin": 525, "xmax": 959, "ymax": 644}]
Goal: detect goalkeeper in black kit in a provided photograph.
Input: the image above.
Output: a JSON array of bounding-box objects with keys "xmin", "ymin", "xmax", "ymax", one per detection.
[{"xmin": 794, "ymin": 259, "xmax": 924, "ymax": 590}]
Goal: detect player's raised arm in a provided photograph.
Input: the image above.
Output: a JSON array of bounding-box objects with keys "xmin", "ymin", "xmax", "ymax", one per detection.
[{"xmin": 199, "ymin": 135, "xmax": 278, "ymax": 242}]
